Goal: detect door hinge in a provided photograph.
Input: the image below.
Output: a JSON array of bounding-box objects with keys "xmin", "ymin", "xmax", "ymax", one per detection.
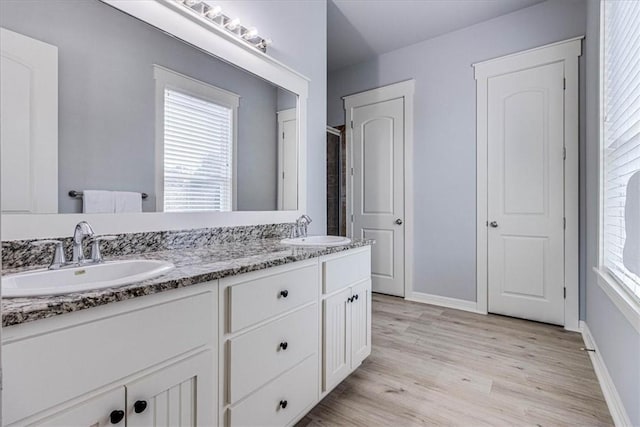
[
  {"xmin": 282, "ymin": 131, "xmax": 285, "ymax": 139},
  {"xmin": 564, "ymin": 287, "xmax": 567, "ymax": 299},
  {"xmin": 351, "ymin": 214, "xmax": 354, "ymax": 222},
  {"xmin": 563, "ymin": 147, "xmax": 566, "ymax": 160},
  {"xmin": 350, "ymin": 120, "xmax": 354, "ymax": 129},
  {"xmin": 350, "ymin": 167, "xmax": 354, "ymax": 176},
  {"xmin": 282, "ymin": 172, "xmax": 285, "ymax": 179},
  {"xmin": 563, "ymin": 217, "xmax": 566, "ymax": 229},
  {"xmin": 563, "ymin": 77, "xmax": 566, "ymax": 90}
]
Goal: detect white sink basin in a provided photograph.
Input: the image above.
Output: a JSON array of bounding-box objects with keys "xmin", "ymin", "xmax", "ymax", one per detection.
[
  {"xmin": 2, "ymin": 259, "xmax": 175, "ymax": 298},
  {"xmin": 280, "ymin": 235, "xmax": 352, "ymax": 247}
]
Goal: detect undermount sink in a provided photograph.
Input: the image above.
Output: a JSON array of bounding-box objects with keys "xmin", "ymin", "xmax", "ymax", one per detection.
[
  {"xmin": 280, "ymin": 235, "xmax": 352, "ymax": 247},
  {"xmin": 2, "ymin": 259, "xmax": 175, "ymax": 298}
]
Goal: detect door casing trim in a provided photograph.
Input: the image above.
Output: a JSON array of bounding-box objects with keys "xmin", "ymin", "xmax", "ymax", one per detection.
[
  {"xmin": 343, "ymin": 79, "xmax": 415, "ymax": 298},
  {"xmin": 473, "ymin": 37, "xmax": 583, "ymax": 331}
]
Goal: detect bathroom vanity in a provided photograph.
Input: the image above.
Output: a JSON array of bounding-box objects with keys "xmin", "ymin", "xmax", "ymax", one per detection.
[{"xmin": 1, "ymin": 235, "xmax": 372, "ymax": 426}]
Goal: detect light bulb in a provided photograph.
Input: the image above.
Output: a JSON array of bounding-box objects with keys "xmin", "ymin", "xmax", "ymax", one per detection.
[
  {"xmin": 205, "ymin": 5, "xmax": 222, "ymax": 18},
  {"xmin": 226, "ymin": 18, "xmax": 240, "ymax": 30},
  {"xmin": 243, "ymin": 27, "xmax": 258, "ymax": 39}
]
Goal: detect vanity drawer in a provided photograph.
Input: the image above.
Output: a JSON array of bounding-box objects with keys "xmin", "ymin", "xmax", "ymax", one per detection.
[
  {"xmin": 228, "ymin": 303, "xmax": 318, "ymax": 404},
  {"xmin": 322, "ymin": 248, "xmax": 371, "ymax": 294},
  {"xmin": 228, "ymin": 354, "xmax": 318, "ymax": 427},
  {"xmin": 228, "ymin": 262, "xmax": 318, "ymax": 332}
]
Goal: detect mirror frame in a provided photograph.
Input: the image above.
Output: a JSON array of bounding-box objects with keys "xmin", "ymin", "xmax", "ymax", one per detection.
[{"xmin": 2, "ymin": 0, "xmax": 309, "ymax": 241}]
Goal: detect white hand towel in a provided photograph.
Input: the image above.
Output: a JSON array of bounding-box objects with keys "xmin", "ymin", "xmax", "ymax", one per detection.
[
  {"xmin": 114, "ymin": 191, "xmax": 142, "ymax": 213},
  {"xmin": 83, "ymin": 190, "xmax": 115, "ymax": 213}
]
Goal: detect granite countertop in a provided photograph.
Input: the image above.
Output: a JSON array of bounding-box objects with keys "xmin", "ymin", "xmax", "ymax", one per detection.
[{"xmin": 2, "ymin": 238, "xmax": 373, "ymax": 328}]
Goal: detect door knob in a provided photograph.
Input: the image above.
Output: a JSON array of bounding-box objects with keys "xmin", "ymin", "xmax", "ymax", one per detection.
[
  {"xmin": 109, "ymin": 410, "xmax": 125, "ymax": 424},
  {"xmin": 489, "ymin": 221, "xmax": 498, "ymax": 228},
  {"xmin": 134, "ymin": 400, "xmax": 148, "ymax": 414},
  {"xmin": 395, "ymin": 218, "xmax": 403, "ymax": 225}
]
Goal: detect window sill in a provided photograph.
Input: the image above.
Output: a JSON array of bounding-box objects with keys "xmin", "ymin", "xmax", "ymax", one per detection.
[{"xmin": 593, "ymin": 267, "xmax": 640, "ymax": 334}]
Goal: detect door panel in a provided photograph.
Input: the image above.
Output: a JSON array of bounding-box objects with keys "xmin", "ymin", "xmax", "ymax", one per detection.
[
  {"xmin": 487, "ymin": 62, "xmax": 565, "ymax": 325},
  {"xmin": 322, "ymin": 288, "xmax": 351, "ymax": 392},
  {"xmin": 350, "ymin": 280, "xmax": 372, "ymax": 368},
  {"xmin": 352, "ymin": 98, "xmax": 404, "ymax": 296},
  {"xmin": 1, "ymin": 28, "xmax": 58, "ymax": 213},
  {"xmin": 126, "ymin": 351, "xmax": 213, "ymax": 427},
  {"xmin": 362, "ymin": 118, "xmax": 394, "ymax": 213}
]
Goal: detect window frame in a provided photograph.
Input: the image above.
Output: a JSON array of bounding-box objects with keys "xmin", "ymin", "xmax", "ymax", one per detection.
[
  {"xmin": 596, "ymin": 0, "xmax": 640, "ymax": 329},
  {"xmin": 154, "ymin": 65, "xmax": 240, "ymax": 212}
]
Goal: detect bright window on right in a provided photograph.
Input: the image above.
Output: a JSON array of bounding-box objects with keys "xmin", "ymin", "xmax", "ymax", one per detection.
[{"xmin": 602, "ymin": 0, "xmax": 640, "ymax": 300}]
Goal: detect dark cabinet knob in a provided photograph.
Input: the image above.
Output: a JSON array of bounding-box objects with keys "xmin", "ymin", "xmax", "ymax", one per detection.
[
  {"xmin": 280, "ymin": 290, "xmax": 289, "ymax": 298},
  {"xmin": 279, "ymin": 341, "xmax": 288, "ymax": 350},
  {"xmin": 110, "ymin": 410, "xmax": 125, "ymax": 424},
  {"xmin": 354, "ymin": 294, "xmax": 359, "ymax": 300},
  {"xmin": 134, "ymin": 400, "xmax": 148, "ymax": 414},
  {"xmin": 347, "ymin": 296, "xmax": 352, "ymax": 303},
  {"xmin": 279, "ymin": 400, "xmax": 288, "ymax": 409}
]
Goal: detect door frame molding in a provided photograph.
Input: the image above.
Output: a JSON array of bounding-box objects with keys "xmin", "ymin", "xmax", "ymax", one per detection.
[
  {"xmin": 343, "ymin": 79, "xmax": 415, "ymax": 298},
  {"xmin": 473, "ymin": 37, "xmax": 583, "ymax": 331}
]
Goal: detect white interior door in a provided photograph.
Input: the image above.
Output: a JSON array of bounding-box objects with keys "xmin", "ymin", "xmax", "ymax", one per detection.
[
  {"xmin": 487, "ymin": 61, "xmax": 565, "ymax": 325},
  {"xmin": 351, "ymin": 97, "xmax": 405, "ymax": 297},
  {"xmin": 277, "ymin": 108, "xmax": 297, "ymax": 210},
  {"xmin": 1, "ymin": 27, "xmax": 58, "ymax": 214}
]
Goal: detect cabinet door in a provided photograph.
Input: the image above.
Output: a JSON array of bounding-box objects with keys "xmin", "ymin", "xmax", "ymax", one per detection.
[
  {"xmin": 322, "ymin": 287, "xmax": 352, "ymax": 393},
  {"xmin": 126, "ymin": 351, "xmax": 214, "ymax": 427},
  {"xmin": 29, "ymin": 388, "xmax": 125, "ymax": 427},
  {"xmin": 350, "ymin": 279, "xmax": 372, "ymax": 368}
]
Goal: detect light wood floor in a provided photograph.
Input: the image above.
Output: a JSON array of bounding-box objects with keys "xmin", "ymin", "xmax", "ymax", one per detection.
[{"xmin": 298, "ymin": 294, "xmax": 613, "ymax": 426}]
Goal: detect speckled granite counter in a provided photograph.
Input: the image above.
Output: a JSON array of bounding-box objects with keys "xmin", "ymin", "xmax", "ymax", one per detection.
[{"xmin": 2, "ymin": 238, "xmax": 373, "ymax": 327}]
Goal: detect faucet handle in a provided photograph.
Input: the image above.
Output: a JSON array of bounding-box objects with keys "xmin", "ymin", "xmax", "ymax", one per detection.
[
  {"xmin": 31, "ymin": 240, "xmax": 66, "ymax": 270},
  {"xmin": 88, "ymin": 235, "xmax": 117, "ymax": 263}
]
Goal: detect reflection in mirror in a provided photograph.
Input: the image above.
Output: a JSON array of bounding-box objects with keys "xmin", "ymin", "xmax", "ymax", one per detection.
[{"xmin": 0, "ymin": 0, "xmax": 298, "ymax": 214}]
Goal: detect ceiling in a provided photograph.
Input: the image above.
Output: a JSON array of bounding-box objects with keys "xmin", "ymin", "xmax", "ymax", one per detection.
[{"xmin": 328, "ymin": 0, "xmax": 546, "ymax": 71}]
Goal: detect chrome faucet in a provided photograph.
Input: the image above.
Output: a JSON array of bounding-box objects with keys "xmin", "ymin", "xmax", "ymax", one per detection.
[
  {"xmin": 72, "ymin": 221, "xmax": 95, "ymax": 264},
  {"xmin": 31, "ymin": 221, "xmax": 116, "ymax": 270},
  {"xmin": 291, "ymin": 214, "xmax": 312, "ymax": 238}
]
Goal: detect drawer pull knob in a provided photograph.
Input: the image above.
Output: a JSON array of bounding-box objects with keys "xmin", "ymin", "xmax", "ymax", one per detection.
[
  {"xmin": 354, "ymin": 294, "xmax": 359, "ymax": 300},
  {"xmin": 134, "ymin": 400, "xmax": 148, "ymax": 414},
  {"xmin": 280, "ymin": 341, "xmax": 288, "ymax": 350},
  {"xmin": 279, "ymin": 400, "xmax": 288, "ymax": 409},
  {"xmin": 280, "ymin": 290, "xmax": 289, "ymax": 298},
  {"xmin": 347, "ymin": 296, "xmax": 353, "ymax": 303},
  {"xmin": 110, "ymin": 410, "xmax": 125, "ymax": 424}
]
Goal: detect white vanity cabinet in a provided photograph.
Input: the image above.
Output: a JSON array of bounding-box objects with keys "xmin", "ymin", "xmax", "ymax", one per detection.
[
  {"xmin": 2, "ymin": 245, "xmax": 372, "ymax": 427},
  {"xmin": 321, "ymin": 248, "xmax": 372, "ymax": 395},
  {"xmin": 29, "ymin": 350, "xmax": 212, "ymax": 427},
  {"xmin": 2, "ymin": 283, "xmax": 217, "ymax": 427},
  {"xmin": 218, "ymin": 259, "xmax": 321, "ymax": 427},
  {"xmin": 218, "ymin": 246, "xmax": 372, "ymax": 426}
]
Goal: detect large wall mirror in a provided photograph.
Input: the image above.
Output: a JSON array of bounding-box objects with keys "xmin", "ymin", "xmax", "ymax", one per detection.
[{"xmin": 0, "ymin": 0, "xmax": 304, "ymax": 220}]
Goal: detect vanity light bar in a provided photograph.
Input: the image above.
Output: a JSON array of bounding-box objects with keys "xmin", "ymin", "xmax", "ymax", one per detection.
[{"xmin": 177, "ymin": 0, "xmax": 272, "ymax": 53}]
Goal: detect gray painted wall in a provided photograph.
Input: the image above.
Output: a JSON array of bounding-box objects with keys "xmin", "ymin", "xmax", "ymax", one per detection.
[
  {"xmin": 212, "ymin": 0, "xmax": 327, "ymax": 234},
  {"xmin": 0, "ymin": 0, "xmax": 285, "ymax": 213},
  {"xmin": 328, "ymin": 0, "xmax": 587, "ymax": 302},
  {"xmin": 584, "ymin": 1, "xmax": 640, "ymax": 424}
]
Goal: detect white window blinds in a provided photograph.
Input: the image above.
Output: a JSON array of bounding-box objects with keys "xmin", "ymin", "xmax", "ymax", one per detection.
[
  {"xmin": 163, "ymin": 88, "xmax": 233, "ymax": 212},
  {"xmin": 603, "ymin": 0, "xmax": 640, "ymax": 299}
]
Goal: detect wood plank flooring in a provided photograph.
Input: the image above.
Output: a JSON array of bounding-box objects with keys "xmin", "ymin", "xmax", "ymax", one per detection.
[{"xmin": 298, "ymin": 294, "xmax": 613, "ymax": 426}]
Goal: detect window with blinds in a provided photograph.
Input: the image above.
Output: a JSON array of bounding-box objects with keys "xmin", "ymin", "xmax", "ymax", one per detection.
[
  {"xmin": 602, "ymin": 0, "xmax": 640, "ymax": 299},
  {"xmin": 163, "ymin": 88, "xmax": 233, "ymax": 212}
]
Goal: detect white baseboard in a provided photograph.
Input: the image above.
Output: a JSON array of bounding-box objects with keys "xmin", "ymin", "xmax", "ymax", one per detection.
[
  {"xmin": 405, "ymin": 291, "xmax": 482, "ymax": 314},
  {"xmin": 581, "ymin": 321, "xmax": 632, "ymax": 427}
]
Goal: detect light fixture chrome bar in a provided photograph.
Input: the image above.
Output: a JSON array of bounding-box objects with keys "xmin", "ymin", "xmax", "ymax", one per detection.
[{"xmin": 176, "ymin": 0, "xmax": 272, "ymax": 53}]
